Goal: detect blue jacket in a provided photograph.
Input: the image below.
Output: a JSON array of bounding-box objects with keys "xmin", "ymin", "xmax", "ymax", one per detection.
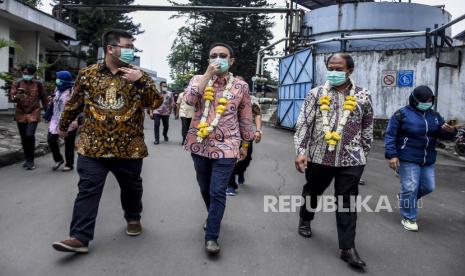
[{"xmin": 384, "ymin": 106, "xmax": 457, "ymax": 166}]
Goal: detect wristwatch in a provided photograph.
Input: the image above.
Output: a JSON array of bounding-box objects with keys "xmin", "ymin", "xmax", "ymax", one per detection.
[{"xmin": 255, "ymin": 130, "xmax": 263, "ymax": 134}]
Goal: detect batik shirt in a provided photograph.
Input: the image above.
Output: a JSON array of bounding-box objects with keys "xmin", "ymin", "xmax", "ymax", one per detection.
[
  {"xmin": 153, "ymin": 91, "xmax": 175, "ymax": 116},
  {"xmin": 59, "ymin": 63, "xmax": 162, "ymax": 159},
  {"xmin": 183, "ymin": 75, "xmax": 254, "ymax": 159},
  {"xmin": 294, "ymin": 83, "xmax": 374, "ymax": 167},
  {"xmin": 10, "ymin": 80, "xmax": 48, "ymax": 123}
]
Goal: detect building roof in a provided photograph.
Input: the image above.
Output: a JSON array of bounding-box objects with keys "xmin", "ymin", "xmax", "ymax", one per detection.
[
  {"xmin": 0, "ymin": 0, "xmax": 76, "ymax": 40},
  {"xmin": 454, "ymin": 30, "xmax": 465, "ymax": 41},
  {"xmin": 295, "ymin": 0, "xmax": 373, "ymax": 10}
]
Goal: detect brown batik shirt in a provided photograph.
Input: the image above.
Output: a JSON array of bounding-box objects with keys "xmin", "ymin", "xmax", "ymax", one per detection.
[
  {"xmin": 10, "ymin": 80, "xmax": 48, "ymax": 123},
  {"xmin": 59, "ymin": 63, "xmax": 163, "ymax": 159}
]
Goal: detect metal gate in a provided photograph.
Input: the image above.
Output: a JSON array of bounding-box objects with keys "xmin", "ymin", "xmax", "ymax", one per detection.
[{"xmin": 278, "ymin": 48, "xmax": 313, "ymax": 129}]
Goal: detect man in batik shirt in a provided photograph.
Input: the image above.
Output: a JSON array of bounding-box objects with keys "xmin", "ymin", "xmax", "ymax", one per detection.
[
  {"xmin": 52, "ymin": 29, "xmax": 162, "ymax": 253},
  {"xmin": 294, "ymin": 53, "xmax": 373, "ymax": 268},
  {"xmin": 184, "ymin": 43, "xmax": 253, "ymax": 255},
  {"xmin": 149, "ymin": 81, "xmax": 175, "ymax": 144}
]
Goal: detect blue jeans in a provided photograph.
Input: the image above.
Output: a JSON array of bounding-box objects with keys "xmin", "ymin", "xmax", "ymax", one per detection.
[
  {"xmin": 399, "ymin": 161, "xmax": 435, "ymax": 221},
  {"xmin": 191, "ymin": 154, "xmax": 237, "ymax": 241}
]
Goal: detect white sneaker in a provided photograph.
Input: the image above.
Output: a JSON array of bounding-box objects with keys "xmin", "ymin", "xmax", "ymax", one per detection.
[{"xmin": 401, "ymin": 218, "xmax": 419, "ymax": 232}]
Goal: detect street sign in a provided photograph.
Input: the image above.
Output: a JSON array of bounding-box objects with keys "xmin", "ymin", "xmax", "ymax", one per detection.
[
  {"xmin": 382, "ymin": 70, "xmax": 397, "ymax": 87},
  {"xmin": 397, "ymin": 70, "xmax": 414, "ymax": 87}
]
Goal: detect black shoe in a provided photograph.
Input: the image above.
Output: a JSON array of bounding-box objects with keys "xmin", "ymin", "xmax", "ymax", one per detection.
[
  {"xmin": 52, "ymin": 160, "xmax": 64, "ymax": 171},
  {"xmin": 358, "ymin": 179, "xmax": 366, "ymax": 185},
  {"xmin": 203, "ymin": 219, "xmax": 207, "ymax": 231},
  {"xmin": 341, "ymin": 248, "xmax": 366, "ymax": 268},
  {"xmin": 205, "ymin": 240, "xmax": 220, "ymax": 255},
  {"xmin": 154, "ymin": 140, "xmax": 159, "ymax": 145},
  {"xmin": 298, "ymin": 219, "xmax": 312, "ymax": 238},
  {"xmin": 164, "ymin": 136, "xmax": 169, "ymax": 142}
]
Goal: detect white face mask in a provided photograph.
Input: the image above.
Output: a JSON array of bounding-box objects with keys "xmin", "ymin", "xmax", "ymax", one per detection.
[{"xmin": 161, "ymin": 87, "xmax": 168, "ymax": 93}]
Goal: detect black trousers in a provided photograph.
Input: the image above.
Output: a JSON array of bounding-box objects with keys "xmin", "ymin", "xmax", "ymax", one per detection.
[
  {"xmin": 228, "ymin": 142, "xmax": 253, "ymax": 189},
  {"xmin": 299, "ymin": 163, "xmax": 364, "ymax": 249},
  {"xmin": 154, "ymin": 114, "xmax": 169, "ymax": 141},
  {"xmin": 70, "ymin": 155, "xmax": 143, "ymax": 244},
  {"xmin": 181, "ymin": 117, "xmax": 192, "ymax": 144},
  {"xmin": 47, "ymin": 129, "xmax": 77, "ymax": 167},
  {"xmin": 17, "ymin": 122, "xmax": 38, "ymax": 162}
]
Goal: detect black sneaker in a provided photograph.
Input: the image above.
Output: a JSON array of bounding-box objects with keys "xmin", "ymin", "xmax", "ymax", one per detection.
[
  {"xmin": 154, "ymin": 140, "xmax": 160, "ymax": 145},
  {"xmin": 25, "ymin": 161, "xmax": 35, "ymax": 170},
  {"xmin": 164, "ymin": 136, "xmax": 169, "ymax": 142}
]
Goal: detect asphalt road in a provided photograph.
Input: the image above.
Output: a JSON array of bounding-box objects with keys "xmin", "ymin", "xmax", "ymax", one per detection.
[{"xmin": 0, "ymin": 117, "xmax": 464, "ymax": 276}]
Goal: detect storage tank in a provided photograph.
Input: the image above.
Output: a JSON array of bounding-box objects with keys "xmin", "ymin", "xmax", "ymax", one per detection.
[{"xmin": 301, "ymin": 2, "xmax": 451, "ymax": 52}]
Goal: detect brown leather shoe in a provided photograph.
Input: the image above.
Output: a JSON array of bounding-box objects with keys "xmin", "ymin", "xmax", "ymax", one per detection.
[
  {"xmin": 126, "ymin": 221, "xmax": 142, "ymax": 236},
  {"xmin": 52, "ymin": 238, "xmax": 88, "ymax": 253}
]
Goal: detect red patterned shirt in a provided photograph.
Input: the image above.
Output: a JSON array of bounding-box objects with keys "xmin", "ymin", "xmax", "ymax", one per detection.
[{"xmin": 183, "ymin": 75, "xmax": 254, "ymax": 159}]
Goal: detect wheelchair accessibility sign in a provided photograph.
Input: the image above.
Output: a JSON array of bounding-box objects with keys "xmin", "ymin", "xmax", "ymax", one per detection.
[{"xmin": 397, "ymin": 70, "xmax": 414, "ymax": 87}]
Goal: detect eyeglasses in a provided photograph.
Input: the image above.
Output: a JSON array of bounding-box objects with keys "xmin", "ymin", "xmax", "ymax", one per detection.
[
  {"xmin": 111, "ymin": 44, "xmax": 135, "ymax": 50},
  {"xmin": 209, "ymin": 53, "xmax": 229, "ymax": 59}
]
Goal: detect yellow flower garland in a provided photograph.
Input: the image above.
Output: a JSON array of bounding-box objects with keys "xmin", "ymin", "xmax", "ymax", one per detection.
[
  {"xmin": 319, "ymin": 80, "xmax": 357, "ymax": 150},
  {"xmin": 196, "ymin": 73, "xmax": 234, "ymax": 142}
]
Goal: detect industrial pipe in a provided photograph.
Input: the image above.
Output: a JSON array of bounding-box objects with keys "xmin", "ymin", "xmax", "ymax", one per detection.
[
  {"xmin": 255, "ymin": 38, "xmax": 289, "ymax": 77},
  {"xmin": 429, "ymin": 12, "xmax": 465, "ymax": 34},
  {"xmin": 61, "ymin": 4, "xmax": 290, "ymax": 14},
  {"xmin": 260, "ymin": 56, "xmax": 284, "ymax": 77}
]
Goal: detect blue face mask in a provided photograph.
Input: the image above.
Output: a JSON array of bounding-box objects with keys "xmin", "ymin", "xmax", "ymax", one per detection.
[
  {"xmin": 326, "ymin": 70, "xmax": 348, "ymax": 86},
  {"xmin": 412, "ymin": 93, "xmax": 433, "ymax": 111},
  {"xmin": 211, "ymin": 58, "xmax": 230, "ymax": 73},
  {"xmin": 23, "ymin": 75, "xmax": 33, "ymax": 81},
  {"xmin": 417, "ymin": 102, "xmax": 433, "ymax": 111},
  {"xmin": 119, "ymin": 48, "xmax": 135, "ymax": 64}
]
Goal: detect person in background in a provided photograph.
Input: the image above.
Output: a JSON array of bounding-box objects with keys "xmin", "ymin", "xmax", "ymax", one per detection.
[
  {"xmin": 384, "ymin": 85, "xmax": 457, "ymax": 232},
  {"xmin": 149, "ymin": 81, "xmax": 175, "ymax": 144},
  {"xmin": 176, "ymin": 89, "xmax": 195, "ymax": 145},
  {"xmin": 226, "ymin": 86, "xmax": 263, "ymax": 196},
  {"xmin": 9, "ymin": 64, "xmax": 48, "ymax": 170},
  {"xmin": 46, "ymin": 71, "xmax": 78, "ymax": 172}
]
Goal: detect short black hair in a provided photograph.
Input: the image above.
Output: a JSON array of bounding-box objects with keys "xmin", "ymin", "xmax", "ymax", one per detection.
[
  {"xmin": 21, "ymin": 64, "xmax": 37, "ymax": 74},
  {"xmin": 326, "ymin": 53, "xmax": 354, "ymax": 71},
  {"xmin": 208, "ymin": 42, "xmax": 234, "ymax": 58},
  {"xmin": 102, "ymin": 29, "xmax": 134, "ymax": 52},
  {"xmin": 159, "ymin": 81, "xmax": 167, "ymax": 86}
]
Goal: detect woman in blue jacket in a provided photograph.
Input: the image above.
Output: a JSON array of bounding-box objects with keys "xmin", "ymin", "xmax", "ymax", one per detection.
[{"xmin": 384, "ymin": 85, "xmax": 457, "ymax": 231}]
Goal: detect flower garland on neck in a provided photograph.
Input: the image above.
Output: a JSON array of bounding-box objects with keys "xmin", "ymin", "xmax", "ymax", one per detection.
[
  {"xmin": 319, "ymin": 79, "xmax": 357, "ymax": 151},
  {"xmin": 196, "ymin": 73, "xmax": 234, "ymax": 143}
]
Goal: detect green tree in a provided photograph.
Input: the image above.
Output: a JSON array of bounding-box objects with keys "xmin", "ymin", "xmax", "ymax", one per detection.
[
  {"xmin": 52, "ymin": 0, "xmax": 143, "ymax": 64},
  {"xmin": 168, "ymin": 0, "xmax": 274, "ymax": 87},
  {"xmin": 20, "ymin": 0, "xmax": 43, "ymax": 7}
]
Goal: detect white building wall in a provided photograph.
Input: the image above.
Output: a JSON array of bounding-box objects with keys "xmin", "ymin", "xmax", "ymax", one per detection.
[
  {"xmin": 313, "ymin": 47, "xmax": 465, "ymax": 121},
  {"xmin": 0, "ymin": 18, "xmax": 10, "ymax": 110},
  {"xmin": 10, "ymin": 30, "xmax": 39, "ymax": 65}
]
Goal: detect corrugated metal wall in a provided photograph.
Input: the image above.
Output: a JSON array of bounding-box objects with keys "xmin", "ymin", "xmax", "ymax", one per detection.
[{"xmin": 278, "ymin": 48, "xmax": 313, "ymax": 129}]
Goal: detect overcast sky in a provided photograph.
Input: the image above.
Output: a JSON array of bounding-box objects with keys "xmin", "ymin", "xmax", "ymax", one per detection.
[{"xmin": 40, "ymin": 0, "xmax": 465, "ymax": 82}]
